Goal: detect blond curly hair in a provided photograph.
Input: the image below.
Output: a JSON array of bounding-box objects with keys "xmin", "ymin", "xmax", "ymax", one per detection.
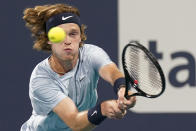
[{"xmin": 23, "ymin": 3, "xmax": 87, "ymax": 51}]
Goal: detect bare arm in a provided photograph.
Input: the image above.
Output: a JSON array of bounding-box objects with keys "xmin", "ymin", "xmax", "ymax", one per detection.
[
  {"xmin": 53, "ymin": 96, "xmax": 125, "ymax": 131},
  {"xmin": 99, "ymin": 63, "xmax": 124, "ymax": 86},
  {"xmin": 53, "ymin": 97, "xmax": 95, "ymax": 131},
  {"xmin": 99, "ymin": 63, "xmax": 136, "ymax": 110}
]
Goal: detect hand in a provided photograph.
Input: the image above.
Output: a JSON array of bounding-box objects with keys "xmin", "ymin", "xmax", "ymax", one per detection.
[
  {"xmin": 101, "ymin": 100, "xmax": 127, "ymax": 119},
  {"xmin": 117, "ymin": 87, "xmax": 136, "ymax": 110},
  {"xmin": 124, "ymin": 90, "xmax": 136, "ymax": 109}
]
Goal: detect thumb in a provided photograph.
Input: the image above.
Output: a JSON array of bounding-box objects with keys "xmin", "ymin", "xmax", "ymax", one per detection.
[
  {"xmin": 117, "ymin": 87, "xmax": 126, "ymax": 109},
  {"xmin": 118, "ymin": 87, "xmax": 126, "ymax": 100}
]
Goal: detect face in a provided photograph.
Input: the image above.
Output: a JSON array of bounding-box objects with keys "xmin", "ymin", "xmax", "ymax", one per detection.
[{"xmin": 48, "ymin": 23, "xmax": 81, "ymax": 62}]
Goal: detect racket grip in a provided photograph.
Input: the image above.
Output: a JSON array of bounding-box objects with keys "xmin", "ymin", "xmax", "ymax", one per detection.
[
  {"xmin": 124, "ymin": 81, "xmax": 130, "ymax": 99},
  {"xmin": 126, "ymin": 93, "xmax": 138, "ymax": 99},
  {"xmin": 125, "ymin": 80, "xmax": 138, "ymax": 99}
]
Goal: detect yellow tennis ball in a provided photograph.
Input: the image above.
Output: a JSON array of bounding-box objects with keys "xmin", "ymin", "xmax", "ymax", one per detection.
[{"xmin": 48, "ymin": 27, "xmax": 66, "ymax": 43}]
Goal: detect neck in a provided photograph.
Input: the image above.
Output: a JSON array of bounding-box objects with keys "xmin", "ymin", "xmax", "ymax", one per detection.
[{"xmin": 49, "ymin": 55, "xmax": 78, "ymax": 75}]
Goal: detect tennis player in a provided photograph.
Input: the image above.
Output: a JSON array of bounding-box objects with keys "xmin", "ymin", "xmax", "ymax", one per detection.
[{"xmin": 21, "ymin": 3, "xmax": 136, "ymax": 131}]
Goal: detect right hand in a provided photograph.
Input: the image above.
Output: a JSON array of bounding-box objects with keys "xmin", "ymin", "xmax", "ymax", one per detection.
[
  {"xmin": 100, "ymin": 100, "xmax": 127, "ymax": 119},
  {"xmin": 117, "ymin": 87, "xmax": 136, "ymax": 110}
]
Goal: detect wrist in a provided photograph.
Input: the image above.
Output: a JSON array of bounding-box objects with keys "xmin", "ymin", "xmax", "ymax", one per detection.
[
  {"xmin": 100, "ymin": 102, "xmax": 107, "ymax": 117},
  {"xmin": 87, "ymin": 103, "xmax": 106, "ymax": 125},
  {"xmin": 113, "ymin": 77, "xmax": 126, "ymax": 94}
]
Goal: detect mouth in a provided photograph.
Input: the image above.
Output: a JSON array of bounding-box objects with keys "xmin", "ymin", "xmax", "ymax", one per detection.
[{"xmin": 64, "ymin": 48, "xmax": 72, "ymax": 53}]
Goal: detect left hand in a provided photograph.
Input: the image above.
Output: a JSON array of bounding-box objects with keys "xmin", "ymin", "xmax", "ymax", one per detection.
[
  {"xmin": 117, "ymin": 86, "xmax": 136, "ymax": 111},
  {"xmin": 101, "ymin": 100, "xmax": 127, "ymax": 119}
]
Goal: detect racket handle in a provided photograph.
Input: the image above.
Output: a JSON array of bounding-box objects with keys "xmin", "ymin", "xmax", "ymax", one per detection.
[
  {"xmin": 125, "ymin": 80, "xmax": 138, "ymax": 99},
  {"xmin": 125, "ymin": 90, "xmax": 129, "ymax": 99},
  {"xmin": 124, "ymin": 80, "xmax": 130, "ymax": 99},
  {"xmin": 126, "ymin": 93, "xmax": 138, "ymax": 99}
]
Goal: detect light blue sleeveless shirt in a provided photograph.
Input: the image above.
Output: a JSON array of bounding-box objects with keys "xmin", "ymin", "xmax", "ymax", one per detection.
[{"xmin": 20, "ymin": 44, "xmax": 113, "ymax": 131}]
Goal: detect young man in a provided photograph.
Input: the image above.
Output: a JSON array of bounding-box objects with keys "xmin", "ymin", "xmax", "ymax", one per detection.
[{"xmin": 21, "ymin": 3, "xmax": 136, "ymax": 131}]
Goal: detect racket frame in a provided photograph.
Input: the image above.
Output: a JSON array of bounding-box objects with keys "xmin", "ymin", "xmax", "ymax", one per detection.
[{"xmin": 122, "ymin": 41, "xmax": 166, "ymax": 98}]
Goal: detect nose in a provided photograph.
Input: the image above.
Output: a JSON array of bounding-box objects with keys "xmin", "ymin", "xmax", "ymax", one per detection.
[{"xmin": 63, "ymin": 35, "xmax": 71, "ymax": 45}]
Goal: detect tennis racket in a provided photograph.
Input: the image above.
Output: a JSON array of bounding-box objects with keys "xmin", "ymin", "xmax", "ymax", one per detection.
[{"xmin": 122, "ymin": 41, "xmax": 166, "ymax": 98}]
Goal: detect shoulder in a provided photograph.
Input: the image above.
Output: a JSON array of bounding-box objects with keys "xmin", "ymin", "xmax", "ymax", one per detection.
[
  {"xmin": 29, "ymin": 57, "xmax": 60, "ymax": 93},
  {"xmin": 80, "ymin": 44, "xmax": 106, "ymax": 56},
  {"xmin": 81, "ymin": 44, "xmax": 102, "ymax": 51},
  {"xmin": 30, "ymin": 57, "xmax": 53, "ymax": 81}
]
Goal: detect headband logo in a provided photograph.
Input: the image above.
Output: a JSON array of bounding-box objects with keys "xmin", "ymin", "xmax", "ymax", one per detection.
[{"xmin": 62, "ymin": 16, "xmax": 73, "ymax": 21}]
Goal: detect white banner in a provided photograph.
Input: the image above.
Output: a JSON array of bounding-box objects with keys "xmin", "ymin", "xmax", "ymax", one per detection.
[{"xmin": 118, "ymin": 0, "xmax": 196, "ymax": 113}]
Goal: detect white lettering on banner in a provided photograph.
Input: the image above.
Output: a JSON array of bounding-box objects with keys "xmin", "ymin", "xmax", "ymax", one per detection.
[{"xmin": 118, "ymin": 0, "xmax": 196, "ymax": 113}]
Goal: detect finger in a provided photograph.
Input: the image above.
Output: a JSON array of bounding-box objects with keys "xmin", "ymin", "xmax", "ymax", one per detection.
[
  {"xmin": 115, "ymin": 109, "xmax": 127, "ymax": 119},
  {"xmin": 113, "ymin": 103, "xmax": 126, "ymax": 116},
  {"xmin": 124, "ymin": 96, "xmax": 136, "ymax": 109},
  {"xmin": 114, "ymin": 106, "xmax": 124, "ymax": 114},
  {"xmin": 107, "ymin": 112, "xmax": 116, "ymax": 119},
  {"xmin": 118, "ymin": 87, "xmax": 126, "ymax": 100},
  {"xmin": 117, "ymin": 100, "xmax": 124, "ymax": 110},
  {"xmin": 122, "ymin": 109, "xmax": 127, "ymax": 116},
  {"xmin": 108, "ymin": 108, "xmax": 124, "ymax": 119},
  {"xmin": 127, "ymin": 90, "xmax": 135, "ymax": 98},
  {"xmin": 126, "ymin": 91, "xmax": 136, "ymax": 102},
  {"xmin": 117, "ymin": 87, "xmax": 126, "ymax": 109},
  {"xmin": 125, "ymin": 96, "xmax": 136, "ymax": 104},
  {"xmin": 117, "ymin": 99, "xmax": 129, "ymax": 111}
]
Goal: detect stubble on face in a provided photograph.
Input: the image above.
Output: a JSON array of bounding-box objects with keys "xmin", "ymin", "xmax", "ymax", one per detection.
[
  {"xmin": 52, "ymin": 46, "xmax": 79, "ymax": 72},
  {"xmin": 49, "ymin": 23, "xmax": 81, "ymax": 73}
]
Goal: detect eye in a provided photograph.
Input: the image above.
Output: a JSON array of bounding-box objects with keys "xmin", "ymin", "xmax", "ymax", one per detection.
[{"xmin": 69, "ymin": 31, "xmax": 79, "ymax": 36}]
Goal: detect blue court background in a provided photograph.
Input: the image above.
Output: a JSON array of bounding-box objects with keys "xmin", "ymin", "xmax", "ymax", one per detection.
[{"xmin": 0, "ymin": 0, "xmax": 195, "ymax": 130}]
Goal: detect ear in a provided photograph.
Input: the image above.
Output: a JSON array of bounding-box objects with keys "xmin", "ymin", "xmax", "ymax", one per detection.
[
  {"xmin": 48, "ymin": 41, "xmax": 53, "ymax": 45},
  {"xmin": 79, "ymin": 35, "xmax": 82, "ymax": 42},
  {"xmin": 79, "ymin": 38, "xmax": 82, "ymax": 43}
]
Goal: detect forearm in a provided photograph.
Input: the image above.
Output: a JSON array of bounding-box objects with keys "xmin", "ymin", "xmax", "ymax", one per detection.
[
  {"xmin": 53, "ymin": 98, "xmax": 104, "ymax": 131},
  {"xmin": 99, "ymin": 63, "xmax": 124, "ymax": 86},
  {"xmin": 71, "ymin": 111, "xmax": 95, "ymax": 131},
  {"xmin": 68, "ymin": 104, "xmax": 106, "ymax": 131},
  {"xmin": 110, "ymin": 70, "xmax": 124, "ymax": 86}
]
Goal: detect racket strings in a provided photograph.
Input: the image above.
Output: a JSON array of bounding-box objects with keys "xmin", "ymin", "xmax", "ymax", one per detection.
[
  {"xmin": 129, "ymin": 48, "xmax": 139, "ymax": 81},
  {"xmin": 125, "ymin": 46, "xmax": 163, "ymax": 96}
]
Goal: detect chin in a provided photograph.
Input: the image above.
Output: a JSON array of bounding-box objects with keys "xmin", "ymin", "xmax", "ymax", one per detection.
[{"xmin": 62, "ymin": 55, "xmax": 74, "ymax": 61}]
